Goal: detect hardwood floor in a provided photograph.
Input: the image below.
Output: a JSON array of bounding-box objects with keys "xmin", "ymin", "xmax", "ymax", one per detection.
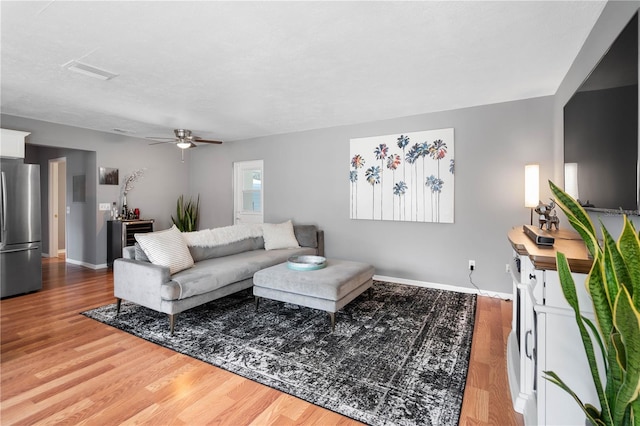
[{"xmin": 1, "ymin": 257, "xmax": 523, "ymax": 425}]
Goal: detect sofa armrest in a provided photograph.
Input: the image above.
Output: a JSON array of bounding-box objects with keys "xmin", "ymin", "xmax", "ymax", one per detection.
[{"xmin": 113, "ymin": 258, "xmax": 171, "ymax": 312}]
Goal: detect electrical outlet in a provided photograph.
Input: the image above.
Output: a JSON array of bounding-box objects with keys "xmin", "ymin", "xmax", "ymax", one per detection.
[
  {"xmin": 468, "ymin": 260, "xmax": 475, "ymax": 271},
  {"xmin": 505, "ymin": 263, "xmax": 511, "ymax": 273},
  {"xmin": 99, "ymin": 203, "xmax": 111, "ymax": 211}
]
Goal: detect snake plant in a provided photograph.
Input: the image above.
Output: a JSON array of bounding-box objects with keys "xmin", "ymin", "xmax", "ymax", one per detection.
[
  {"xmin": 171, "ymin": 194, "xmax": 200, "ymax": 232},
  {"xmin": 545, "ymin": 181, "xmax": 640, "ymax": 426}
]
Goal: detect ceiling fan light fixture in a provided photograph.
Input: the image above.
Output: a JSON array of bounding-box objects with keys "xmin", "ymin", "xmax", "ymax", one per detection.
[{"xmin": 176, "ymin": 141, "xmax": 192, "ymax": 149}]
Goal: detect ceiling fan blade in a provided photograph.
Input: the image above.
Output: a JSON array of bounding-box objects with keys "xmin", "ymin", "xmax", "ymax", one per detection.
[
  {"xmin": 149, "ymin": 141, "xmax": 173, "ymax": 145},
  {"xmin": 146, "ymin": 136, "xmax": 176, "ymax": 141},
  {"xmin": 193, "ymin": 137, "xmax": 223, "ymax": 144}
]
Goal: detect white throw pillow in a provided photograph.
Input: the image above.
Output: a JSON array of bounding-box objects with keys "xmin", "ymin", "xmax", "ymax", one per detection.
[
  {"xmin": 262, "ymin": 220, "xmax": 300, "ymax": 250},
  {"xmin": 135, "ymin": 225, "xmax": 194, "ymax": 274}
]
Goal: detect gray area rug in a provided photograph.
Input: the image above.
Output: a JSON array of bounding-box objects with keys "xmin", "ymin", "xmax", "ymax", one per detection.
[{"xmin": 83, "ymin": 281, "xmax": 476, "ymax": 425}]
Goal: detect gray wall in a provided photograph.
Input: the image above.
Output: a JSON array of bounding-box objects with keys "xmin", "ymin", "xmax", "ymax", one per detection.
[
  {"xmin": 3, "ymin": 114, "xmax": 190, "ymax": 267},
  {"xmin": 190, "ymin": 96, "xmax": 555, "ymax": 294},
  {"xmin": 25, "ymin": 145, "xmax": 96, "ymax": 261},
  {"xmin": 554, "ymin": 1, "xmax": 640, "ymax": 237}
]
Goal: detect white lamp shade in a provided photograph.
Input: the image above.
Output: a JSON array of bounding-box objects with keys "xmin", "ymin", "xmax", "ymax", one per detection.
[
  {"xmin": 176, "ymin": 141, "xmax": 191, "ymax": 149},
  {"xmin": 564, "ymin": 162, "xmax": 580, "ymax": 201},
  {"xmin": 524, "ymin": 164, "xmax": 539, "ymax": 208}
]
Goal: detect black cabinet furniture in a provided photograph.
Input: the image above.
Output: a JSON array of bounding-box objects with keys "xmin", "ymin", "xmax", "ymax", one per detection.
[{"xmin": 107, "ymin": 219, "xmax": 154, "ymax": 267}]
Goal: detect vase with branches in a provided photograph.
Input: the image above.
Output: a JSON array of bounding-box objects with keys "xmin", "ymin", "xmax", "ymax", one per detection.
[{"xmin": 121, "ymin": 169, "xmax": 145, "ymax": 216}]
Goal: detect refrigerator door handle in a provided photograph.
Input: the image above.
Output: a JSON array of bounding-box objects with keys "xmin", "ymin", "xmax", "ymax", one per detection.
[
  {"xmin": 1, "ymin": 245, "xmax": 40, "ymax": 254},
  {"xmin": 1, "ymin": 171, "xmax": 6, "ymax": 237}
]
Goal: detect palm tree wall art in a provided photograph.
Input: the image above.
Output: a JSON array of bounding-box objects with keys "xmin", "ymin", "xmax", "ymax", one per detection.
[
  {"xmin": 349, "ymin": 128, "xmax": 454, "ymax": 223},
  {"xmin": 350, "ymin": 154, "xmax": 365, "ymax": 218}
]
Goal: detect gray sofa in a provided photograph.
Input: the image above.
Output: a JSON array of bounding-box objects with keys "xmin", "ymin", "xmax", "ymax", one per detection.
[{"xmin": 113, "ymin": 225, "xmax": 324, "ymax": 334}]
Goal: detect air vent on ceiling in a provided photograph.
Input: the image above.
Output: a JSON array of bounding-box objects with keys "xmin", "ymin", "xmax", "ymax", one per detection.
[{"xmin": 62, "ymin": 60, "xmax": 118, "ymax": 81}]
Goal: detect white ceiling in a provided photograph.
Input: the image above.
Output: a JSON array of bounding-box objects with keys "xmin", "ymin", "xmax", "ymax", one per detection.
[{"xmin": 1, "ymin": 1, "xmax": 606, "ymax": 143}]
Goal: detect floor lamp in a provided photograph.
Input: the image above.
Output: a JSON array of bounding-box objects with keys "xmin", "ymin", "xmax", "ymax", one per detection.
[{"xmin": 524, "ymin": 164, "xmax": 539, "ymax": 225}]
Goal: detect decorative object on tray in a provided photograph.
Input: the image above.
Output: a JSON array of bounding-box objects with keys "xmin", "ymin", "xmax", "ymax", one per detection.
[
  {"xmin": 286, "ymin": 255, "xmax": 327, "ymax": 271},
  {"xmin": 523, "ymin": 224, "xmax": 555, "ymax": 246},
  {"xmin": 535, "ymin": 198, "xmax": 560, "ymax": 230}
]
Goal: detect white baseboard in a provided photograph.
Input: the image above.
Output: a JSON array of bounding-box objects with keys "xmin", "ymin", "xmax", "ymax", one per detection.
[
  {"xmin": 58, "ymin": 249, "xmax": 66, "ymax": 254},
  {"xmin": 373, "ymin": 274, "xmax": 512, "ymax": 300},
  {"xmin": 65, "ymin": 258, "xmax": 108, "ymax": 270}
]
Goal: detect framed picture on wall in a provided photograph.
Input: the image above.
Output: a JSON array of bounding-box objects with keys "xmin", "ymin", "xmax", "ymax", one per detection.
[
  {"xmin": 99, "ymin": 167, "xmax": 119, "ymax": 185},
  {"xmin": 349, "ymin": 128, "xmax": 455, "ymax": 223}
]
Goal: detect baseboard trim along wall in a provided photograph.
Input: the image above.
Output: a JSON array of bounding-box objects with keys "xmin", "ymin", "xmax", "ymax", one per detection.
[
  {"xmin": 65, "ymin": 258, "xmax": 108, "ymax": 270},
  {"xmin": 373, "ymin": 274, "xmax": 512, "ymax": 300}
]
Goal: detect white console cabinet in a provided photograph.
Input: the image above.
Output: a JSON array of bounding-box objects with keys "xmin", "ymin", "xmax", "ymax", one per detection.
[{"xmin": 507, "ymin": 227, "xmax": 598, "ymax": 425}]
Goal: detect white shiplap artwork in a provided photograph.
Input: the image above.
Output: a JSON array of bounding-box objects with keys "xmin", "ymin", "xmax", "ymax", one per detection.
[{"xmin": 349, "ymin": 128, "xmax": 454, "ymax": 223}]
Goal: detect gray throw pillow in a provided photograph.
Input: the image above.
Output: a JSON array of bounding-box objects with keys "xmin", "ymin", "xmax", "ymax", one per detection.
[
  {"xmin": 134, "ymin": 243, "xmax": 150, "ymax": 263},
  {"xmin": 294, "ymin": 225, "xmax": 318, "ymax": 248}
]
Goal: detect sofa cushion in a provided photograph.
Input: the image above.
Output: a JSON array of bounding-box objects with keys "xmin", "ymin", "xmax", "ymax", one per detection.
[
  {"xmin": 135, "ymin": 225, "xmax": 194, "ymax": 275},
  {"xmin": 165, "ymin": 246, "xmax": 316, "ymax": 300},
  {"xmin": 263, "ymin": 220, "xmax": 300, "ymax": 250},
  {"xmin": 188, "ymin": 237, "xmax": 264, "ymax": 262}
]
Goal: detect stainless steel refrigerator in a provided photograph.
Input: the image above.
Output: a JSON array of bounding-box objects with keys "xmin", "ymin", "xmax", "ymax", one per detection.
[{"xmin": 1, "ymin": 158, "xmax": 42, "ymax": 297}]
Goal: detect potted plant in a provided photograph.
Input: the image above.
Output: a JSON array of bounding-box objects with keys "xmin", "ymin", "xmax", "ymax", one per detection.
[
  {"xmin": 545, "ymin": 181, "xmax": 640, "ymax": 426},
  {"xmin": 171, "ymin": 194, "xmax": 200, "ymax": 232}
]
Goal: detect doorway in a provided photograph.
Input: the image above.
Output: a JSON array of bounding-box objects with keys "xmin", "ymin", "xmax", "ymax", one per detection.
[
  {"xmin": 48, "ymin": 158, "xmax": 67, "ymax": 258},
  {"xmin": 233, "ymin": 160, "xmax": 264, "ymax": 224}
]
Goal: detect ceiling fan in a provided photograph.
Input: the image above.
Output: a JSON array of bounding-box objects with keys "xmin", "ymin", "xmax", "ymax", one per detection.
[{"xmin": 146, "ymin": 129, "xmax": 223, "ymax": 149}]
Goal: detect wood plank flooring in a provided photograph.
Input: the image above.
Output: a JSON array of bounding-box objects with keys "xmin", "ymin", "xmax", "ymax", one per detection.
[{"xmin": 1, "ymin": 257, "xmax": 523, "ymax": 425}]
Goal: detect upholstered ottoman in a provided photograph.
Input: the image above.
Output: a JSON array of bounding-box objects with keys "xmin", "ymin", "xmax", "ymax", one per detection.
[{"xmin": 253, "ymin": 259, "xmax": 375, "ymax": 331}]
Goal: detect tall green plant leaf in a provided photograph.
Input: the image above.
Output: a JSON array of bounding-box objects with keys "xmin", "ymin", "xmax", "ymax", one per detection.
[
  {"xmin": 612, "ymin": 286, "xmax": 640, "ymax": 425},
  {"xmin": 603, "ymin": 226, "xmax": 632, "ymax": 296},
  {"xmin": 544, "ymin": 370, "xmax": 602, "ymax": 425},
  {"xmin": 618, "ymin": 219, "xmax": 640, "ymax": 309},
  {"xmin": 589, "ymin": 253, "xmax": 625, "ymax": 415},
  {"xmin": 554, "ymin": 252, "xmax": 612, "ymax": 424},
  {"xmin": 587, "ymin": 257, "xmax": 613, "ymax": 345},
  {"xmin": 546, "ymin": 181, "xmax": 640, "ymax": 426}
]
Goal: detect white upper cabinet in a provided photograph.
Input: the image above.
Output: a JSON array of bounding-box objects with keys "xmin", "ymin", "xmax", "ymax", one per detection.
[{"xmin": 0, "ymin": 128, "xmax": 31, "ymax": 158}]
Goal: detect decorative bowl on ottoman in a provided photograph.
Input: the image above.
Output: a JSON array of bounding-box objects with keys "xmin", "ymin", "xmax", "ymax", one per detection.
[{"xmin": 287, "ymin": 255, "xmax": 327, "ymax": 271}]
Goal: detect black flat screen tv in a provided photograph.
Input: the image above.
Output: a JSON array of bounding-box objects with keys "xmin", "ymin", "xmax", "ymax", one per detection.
[{"xmin": 564, "ymin": 13, "xmax": 639, "ymax": 215}]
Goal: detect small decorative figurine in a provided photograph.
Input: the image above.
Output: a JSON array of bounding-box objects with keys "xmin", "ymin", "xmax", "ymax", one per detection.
[
  {"xmin": 535, "ymin": 199, "xmax": 559, "ymax": 230},
  {"xmin": 548, "ymin": 210, "xmax": 560, "ymax": 230}
]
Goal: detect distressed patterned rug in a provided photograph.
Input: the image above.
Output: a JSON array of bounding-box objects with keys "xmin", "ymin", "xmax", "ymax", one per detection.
[{"xmin": 83, "ymin": 281, "xmax": 476, "ymax": 425}]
